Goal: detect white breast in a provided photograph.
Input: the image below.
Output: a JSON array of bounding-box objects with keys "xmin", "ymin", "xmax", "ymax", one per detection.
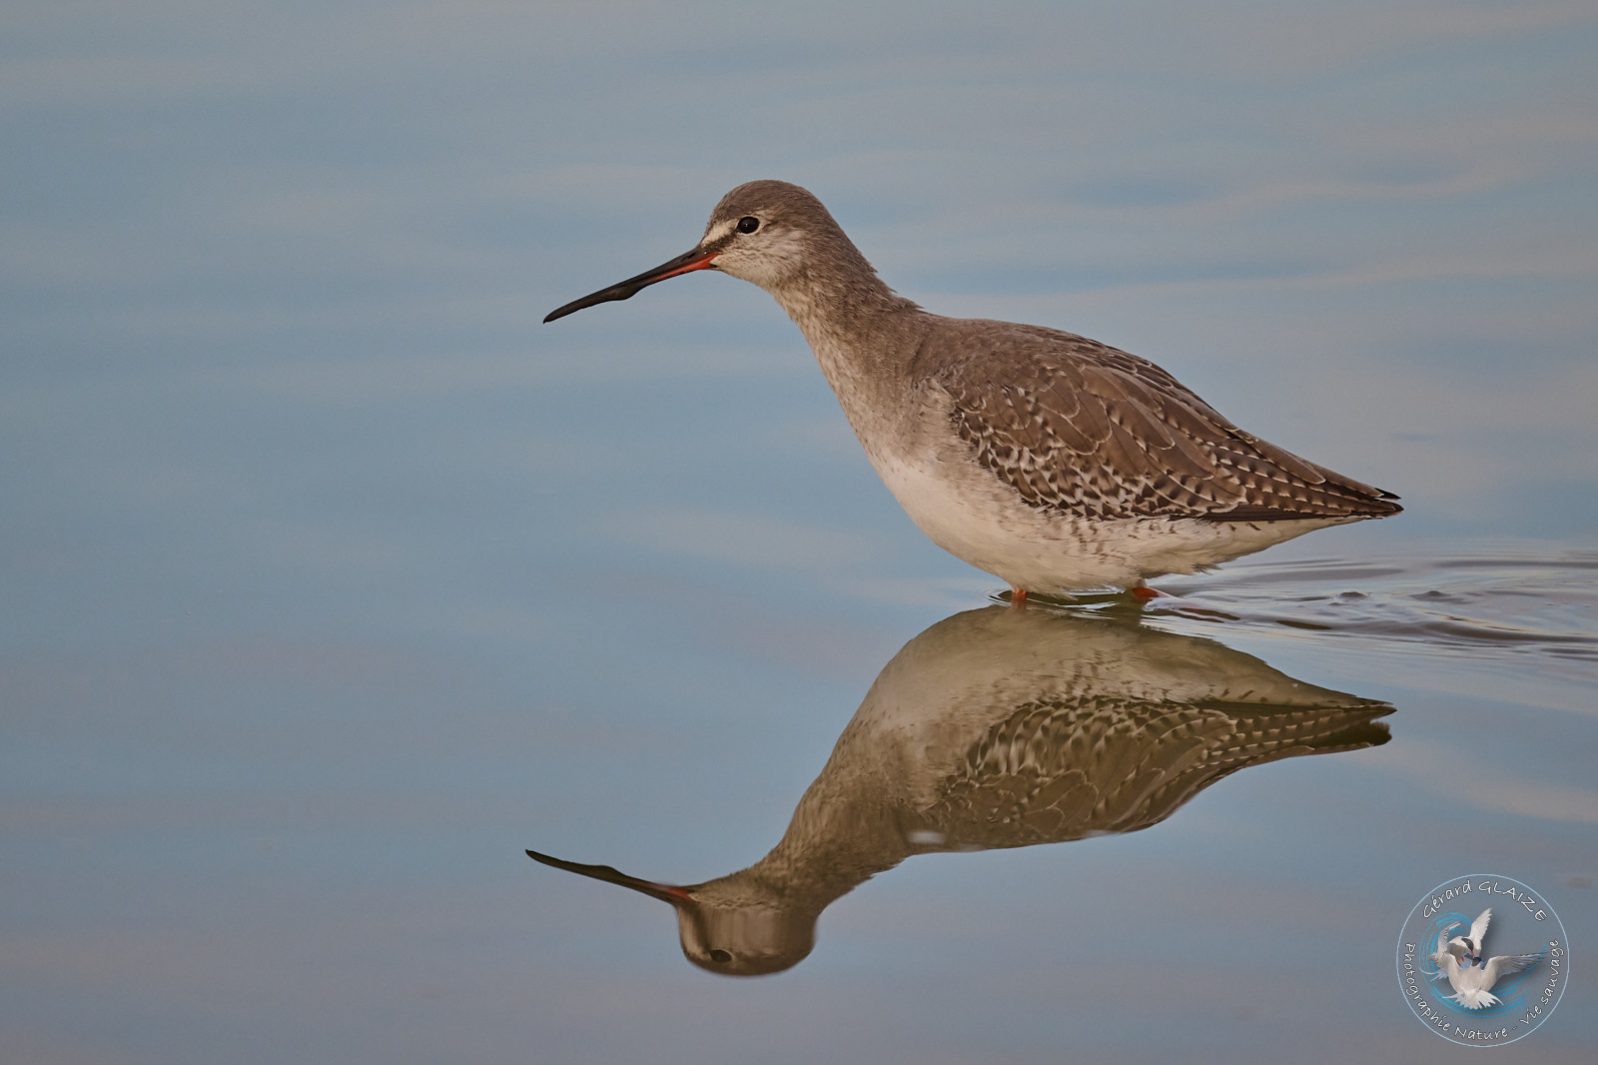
[{"xmin": 866, "ymin": 447, "xmax": 1341, "ymax": 593}]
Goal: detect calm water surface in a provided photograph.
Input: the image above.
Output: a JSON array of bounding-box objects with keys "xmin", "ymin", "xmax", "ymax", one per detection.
[
  {"xmin": 7, "ymin": 537, "xmax": 1594, "ymax": 1064},
  {"xmin": 6, "ymin": 5, "xmax": 1598, "ymax": 1061}
]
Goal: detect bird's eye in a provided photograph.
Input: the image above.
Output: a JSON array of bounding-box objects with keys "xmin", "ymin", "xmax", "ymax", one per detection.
[
  {"xmin": 709, "ymin": 948, "xmax": 733, "ymax": 963},
  {"xmin": 736, "ymin": 216, "xmax": 760, "ymax": 234}
]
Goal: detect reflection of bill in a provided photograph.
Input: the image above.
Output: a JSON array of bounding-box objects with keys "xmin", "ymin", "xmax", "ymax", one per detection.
[
  {"xmin": 1430, "ymin": 909, "xmax": 1544, "ymax": 1010},
  {"xmin": 527, "ymin": 606, "xmax": 1392, "ymax": 975}
]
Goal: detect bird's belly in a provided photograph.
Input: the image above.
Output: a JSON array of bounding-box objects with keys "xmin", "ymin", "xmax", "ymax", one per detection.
[{"xmin": 868, "ymin": 451, "xmax": 1339, "ymax": 592}]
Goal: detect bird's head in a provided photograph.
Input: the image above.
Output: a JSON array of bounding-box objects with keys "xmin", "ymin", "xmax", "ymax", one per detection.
[
  {"xmin": 690, "ymin": 180, "xmax": 843, "ymax": 290},
  {"xmin": 542, "ymin": 180, "xmax": 860, "ymax": 322}
]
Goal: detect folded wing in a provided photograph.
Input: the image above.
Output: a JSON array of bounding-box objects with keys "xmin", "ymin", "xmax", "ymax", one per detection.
[{"xmin": 935, "ymin": 322, "xmax": 1402, "ymax": 522}]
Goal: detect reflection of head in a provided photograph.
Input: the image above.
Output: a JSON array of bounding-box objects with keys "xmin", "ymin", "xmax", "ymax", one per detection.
[
  {"xmin": 523, "ymin": 851, "xmax": 817, "ymax": 976},
  {"xmin": 674, "ymin": 890, "xmax": 815, "ymax": 975}
]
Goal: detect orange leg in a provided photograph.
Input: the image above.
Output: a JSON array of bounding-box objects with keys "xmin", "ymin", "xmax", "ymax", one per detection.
[
  {"xmin": 1130, "ymin": 584, "xmax": 1162, "ymax": 601},
  {"xmin": 1009, "ymin": 586, "xmax": 1029, "ymax": 607}
]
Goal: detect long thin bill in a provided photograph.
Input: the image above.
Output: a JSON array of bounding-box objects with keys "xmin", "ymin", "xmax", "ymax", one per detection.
[
  {"xmin": 524, "ymin": 848, "xmax": 695, "ymax": 905},
  {"xmin": 543, "ymin": 246, "xmax": 718, "ymax": 323}
]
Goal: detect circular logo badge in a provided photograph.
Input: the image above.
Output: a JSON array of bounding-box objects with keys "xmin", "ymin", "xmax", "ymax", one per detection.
[{"xmin": 1396, "ymin": 874, "xmax": 1569, "ymax": 1047}]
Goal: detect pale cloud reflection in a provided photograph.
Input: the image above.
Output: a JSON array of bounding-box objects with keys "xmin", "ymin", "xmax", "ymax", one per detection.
[{"xmin": 1403, "ymin": 746, "xmax": 1598, "ymax": 826}]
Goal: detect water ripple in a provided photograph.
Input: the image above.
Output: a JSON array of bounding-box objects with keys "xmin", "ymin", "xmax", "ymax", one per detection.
[{"xmin": 1111, "ymin": 545, "xmax": 1598, "ymax": 663}]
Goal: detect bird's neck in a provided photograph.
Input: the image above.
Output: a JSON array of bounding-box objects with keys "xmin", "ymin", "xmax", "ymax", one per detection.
[
  {"xmin": 737, "ymin": 774, "xmax": 914, "ymax": 908},
  {"xmin": 766, "ymin": 259, "xmax": 925, "ymax": 450}
]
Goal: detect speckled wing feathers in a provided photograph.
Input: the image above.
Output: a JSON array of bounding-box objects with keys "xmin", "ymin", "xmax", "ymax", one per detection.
[
  {"xmin": 936, "ymin": 323, "xmax": 1401, "ymax": 522},
  {"xmin": 926, "ymin": 695, "xmax": 1390, "ymax": 848}
]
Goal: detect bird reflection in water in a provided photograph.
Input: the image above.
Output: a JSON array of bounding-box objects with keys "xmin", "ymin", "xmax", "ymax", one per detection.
[{"xmin": 525, "ymin": 606, "xmax": 1392, "ymax": 976}]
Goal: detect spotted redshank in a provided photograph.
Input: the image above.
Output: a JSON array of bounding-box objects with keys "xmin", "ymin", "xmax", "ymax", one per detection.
[
  {"xmin": 545, "ymin": 180, "xmax": 1401, "ymax": 597},
  {"xmin": 525, "ymin": 605, "xmax": 1392, "ymax": 974}
]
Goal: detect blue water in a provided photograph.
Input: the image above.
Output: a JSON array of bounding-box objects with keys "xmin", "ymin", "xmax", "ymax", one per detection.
[{"xmin": 5, "ymin": 4, "xmax": 1598, "ymax": 1063}]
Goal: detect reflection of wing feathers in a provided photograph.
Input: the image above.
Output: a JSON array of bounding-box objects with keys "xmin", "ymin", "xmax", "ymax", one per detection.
[
  {"xmin": 927, "ymin": 695, "xmax": 1390, "ymax": 846},
  {"xmin": 1126, "ymin": 701, "xmax": 1390, "ymax": 828}
]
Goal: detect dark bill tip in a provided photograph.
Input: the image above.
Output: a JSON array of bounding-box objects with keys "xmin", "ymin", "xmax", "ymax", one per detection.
[
  {"xmin": 524, "ymin": 847, "xmax": 695, "ymax": 905},
  {"xmin": 543, "ymin": 246, "xmax": 718, "ymax": 323}
]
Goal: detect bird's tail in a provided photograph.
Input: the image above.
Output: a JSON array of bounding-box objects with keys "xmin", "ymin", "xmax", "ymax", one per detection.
[{"xmin": 1449, "ymin": 989, "xmax": 1502, "ymax": 1010}]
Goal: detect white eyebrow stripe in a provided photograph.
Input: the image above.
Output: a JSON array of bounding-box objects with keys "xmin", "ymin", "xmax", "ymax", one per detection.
[{"xmin": 701, "ymin": 219, "xmax": 736, "ymax": 245}]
